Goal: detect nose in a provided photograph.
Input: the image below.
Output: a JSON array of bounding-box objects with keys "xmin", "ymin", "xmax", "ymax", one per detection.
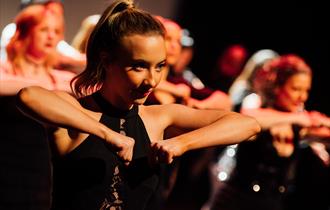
[
  {"xmin": 299, "ymin": 91, "xmax": 309, "ymax": 103},
  {"xmin": 144, "ymin": 69, "xmax": 158, "ymax": 88},
  {"xmin": 47, "ymin": 30, "xmax": 57, "ymax": 40}
]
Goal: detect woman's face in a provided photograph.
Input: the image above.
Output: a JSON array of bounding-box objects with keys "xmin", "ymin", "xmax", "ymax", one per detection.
[
  {"xmin": 27, "ymin": 12, "xmax": 63, "ymax": 59},
  {"xmin": 275, "ymin": 73, "xmax": 311, "ymax": 112},
  {"xmin": 104, "ymin": 34, "xmax": 166, "ymax": 108},
  {"xmin": 164, "ymin": 22, "xmax": 182, "ymax": 66}
]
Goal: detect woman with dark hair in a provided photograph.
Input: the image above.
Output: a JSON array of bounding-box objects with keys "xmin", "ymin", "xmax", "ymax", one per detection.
[{"xmin": 16, "ymin": 1, "xmax": 260, "ymax": 210}]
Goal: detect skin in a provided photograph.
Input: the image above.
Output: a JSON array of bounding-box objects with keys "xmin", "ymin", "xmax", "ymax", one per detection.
[
  {"xmin": 0, "ymin": 11, "xmax": 75, "ymax": 95},
  {"xmin": 163, "ymin": 21, "xmax": 182, "ymax": 66},
  {"xmin": 155, "ymin": 19, "xmax": 232, "ymax": 110},
  {"xmin": 17, "ymin": 34, "xmax": 261, "ymax": 165},
  {"xmin": 101, "ymin": 34, "xmax": 166, "ymax": 109},
  {"xmin": 241, "ymin": 74, "xmax": 314, "ymax": 129},
  {"xmin": 274, "ymin": 73, "xmax": 311, "ymax": 112},
  {"xmin": 268, "ymin": 73, "xmax": 330, "ymax": 157},
  {"xmin": 272, "ymin": 73, "xmax": 312, "ymax": 156},
  {"xmin": 26, "ymin": 11, "xmax": 63, "ymax": 62}
]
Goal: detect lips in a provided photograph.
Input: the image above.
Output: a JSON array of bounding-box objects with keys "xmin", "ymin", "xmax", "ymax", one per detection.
[{"xmin": 134, "ymin": 89, "xmax": 153, "ymax": 98}]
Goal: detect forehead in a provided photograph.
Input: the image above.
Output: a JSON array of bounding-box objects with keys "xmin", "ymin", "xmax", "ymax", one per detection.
[
  {"xmin": 164, "ymin": 22, "xmax": 182, "ymax": 38},
  {"xmin": 285, "ymin": 73, "xmax": 311, "ymax": 87},
  {"xmin": 118, "ymin": 34, "xmax": 166, "ymax": 61},
  {"xmin": 36, "ymin": 12, "xmax": 63, "ymax": 28}
]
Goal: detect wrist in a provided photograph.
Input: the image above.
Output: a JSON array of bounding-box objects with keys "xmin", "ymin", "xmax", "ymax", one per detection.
[
  {"xmin": 96, "ymin": 123, "xmax": 110, "ymax": 140},
  {"xmin": 175, "ymin": 136, "xmax": 190, "ymax": 154}
]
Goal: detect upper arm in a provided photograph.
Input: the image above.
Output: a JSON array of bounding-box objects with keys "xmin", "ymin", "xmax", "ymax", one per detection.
[
  {"xmin": 48, "ymin": 124, "xmax": 89, "ymax": 156},
  {"xmin": 53, "ymin": 90, "xmax": 99, "ymax": 120}
]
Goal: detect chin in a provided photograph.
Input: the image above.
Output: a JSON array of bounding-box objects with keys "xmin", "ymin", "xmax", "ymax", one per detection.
[{"xmin": 133, "ymin": 98, "xmax": 147, "ymax": 105}]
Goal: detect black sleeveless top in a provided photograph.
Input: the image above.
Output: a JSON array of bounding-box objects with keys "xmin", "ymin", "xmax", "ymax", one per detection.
[
  {"xmin": 52, "ymin": 92, "xmax": 160, "ymax": 210},
  {"xmin": 228, "ymin": 127, "xmax": 300, "ymax": 197}
]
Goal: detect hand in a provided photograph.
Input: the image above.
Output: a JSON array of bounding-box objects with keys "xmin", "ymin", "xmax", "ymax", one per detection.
[
  {"xmin": 185, "ymin": 97, "xmax": 202, "ymax": 109},
  {"xmin": 105, "ymin": 132, "xmax": 135, "ymax": 165},
  {"xmin": 174, "ymin": 83, "xmax": 191, "ymax": 100},
  {"xmin": 295, "ymin": 111, "xmax": 313, "ymax": 127},
  {"xmin": 150, "ymin": 139, "xmax": 186, "ymax": 164},
  {"xmin": 308, "ymin": 111, "xmax": 330, "ymax": 128},
  {"xmin": 270, "ymin": 124, "xmax": 294, "ymax": 157}
]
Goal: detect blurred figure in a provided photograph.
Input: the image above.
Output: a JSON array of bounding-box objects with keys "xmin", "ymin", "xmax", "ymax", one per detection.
[
  {"xmin": 71, "ymin": 14, "xmax": 101, "ymax": 54},
  {"xmin": 0, "ymin": 2, "xmax": 75, "ymax": 209},
  {"xmin": 172, "ymin": 28, "xmax": 205, "ymax": 90},
  {"xmin": 207, "ymin": 54, "xmax": 330, "ymax": 210},
  {"xmin": 0, "ymin": 1, "xmax": 75, "ymax": 94},
  {"xmin": 149, "ymin": 16, "xmax": 232, "ymax": 111},
  {"xmin": 209, "ymin": 44, "xmax": 248, "ymax": 93},
  {"xmin": 0, "ymin": 0, "xmax": 86, "ymax": 73},
  {"xmin": 228, "ymin": 49, "xmax": 279, "ymax": 112}
]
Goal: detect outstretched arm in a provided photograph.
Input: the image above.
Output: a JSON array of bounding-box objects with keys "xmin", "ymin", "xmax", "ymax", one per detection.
[
  {"xmin": 241, "ymin": 107, "xmax": 313, "ymax": 129},
  {"xmin": 151, "ymin": 104, "xmax": 261, "ymax": 163}
]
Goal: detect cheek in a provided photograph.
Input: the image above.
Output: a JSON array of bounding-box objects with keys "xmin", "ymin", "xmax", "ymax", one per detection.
[
  {"xmin": 276, "ymin": 91, "xmax": 290, "ymax": 106},
  {"xmin": 154, "ymin": 72, "xmax": 163, "ymax": 86},
  {"xmin": 33, "ymin": 31, "xmax": 44, "ymax": 41},
  {"xmin": 284, "ymin": 89, "xmax": 299, "ymax": 102},
  {"xmin": 126, "ymin": 72, "xmax": 143, "ymax": 87},
  {"xmin": 27, "ymin": 36, "xmax": 41, "ymax": 51}
]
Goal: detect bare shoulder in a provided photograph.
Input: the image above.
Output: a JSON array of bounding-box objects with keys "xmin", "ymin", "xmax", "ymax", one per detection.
[
  {"xmin": 141, "ymin": 103, "xmax": 233, "ymax": 130},
  {"xmin": 139, "ymin": 103, "xmax": 186, "ymax": 117},
  {"xmin": 139, "ymin": 103, "xmax": 204, "ymax": 126}
]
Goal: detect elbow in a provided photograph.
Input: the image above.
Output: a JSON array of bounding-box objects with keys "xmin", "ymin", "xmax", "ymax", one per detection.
[
  {"xmin": 240, "ymin": 107, "xmax": 255, "ymax": 116},
  {"xmin": 232, "ymin": 111, "xmax": 261, "ymax": 136},
  {"xmin": 16, "ymin": 86, "xmax": 42, "ymax": 111}
]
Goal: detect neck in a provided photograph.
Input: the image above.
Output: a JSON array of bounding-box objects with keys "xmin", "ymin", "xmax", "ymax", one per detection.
[
  {"xmin": 99, "ymin": 88, "xmax": 133, "ymax": 111},
  {"xmin": 25, "ymin": 53, "xmax": 47, "ymax": 67}
]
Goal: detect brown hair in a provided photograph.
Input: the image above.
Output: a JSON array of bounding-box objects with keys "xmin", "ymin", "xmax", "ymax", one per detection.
[{"xmin": 71, "ymin": 0, "xmax": 165, "ymax": 97}]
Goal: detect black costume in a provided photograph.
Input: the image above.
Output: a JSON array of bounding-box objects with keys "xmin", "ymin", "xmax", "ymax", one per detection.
[
  {"xmin": 51, "ymin": 92, "xmax": 160, "ymax": 210},
  {"xmin": 210, "ymin": 128, "xmax": 299, "ymax": 210}
]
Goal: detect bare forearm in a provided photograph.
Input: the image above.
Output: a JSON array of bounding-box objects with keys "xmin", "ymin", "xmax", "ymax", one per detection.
[
  {"xmin": 242, "ymin": 108, "xmax": 307, "ymax": 129},
  {"xmin": 173, "ymin": 112, "xmax": 260, "ymax": 152},
  {"xmin": 16, "ymin": 86, "xmax": 109, "ymax": 139}
]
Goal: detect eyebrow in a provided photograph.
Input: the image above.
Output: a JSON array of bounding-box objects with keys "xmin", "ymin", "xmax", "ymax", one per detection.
[{"xmin": 131, "ymin": 58, "xmax": 166, "ymax": 65}]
